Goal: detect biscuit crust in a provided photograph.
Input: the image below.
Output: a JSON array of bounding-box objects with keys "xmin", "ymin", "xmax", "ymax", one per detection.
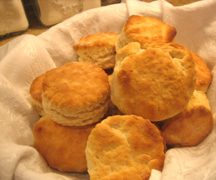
[
  {"xmin": 42, "ymin": 62, "xmax": 110, "ymax": 126},
  {"xmin": 161, "ymin": 90, "xmax": 213, "ymax": 147},
  {"xmin": 191, "ymin": 51, "xmax": 212, "ymax": 92},
  {"xmin": 33, "ymin": 116, "xmax": 95, "ymax": 172},
  {"xmin": 116, "ymin": 15, "xmax": 177, "ymax": 51},
  {"xmin": 85, "ymin": 115, "xmax": 165, "ymax": 180},
  {"xmin": 30, "ymin": 73, "xmax": 45, "ymax": 116},
  {"xmin": 73, "ymin": 32, "xmax": 118, "ymax": 69},
  {"xmin": 110, "ymin": 42, "xmax": 197, "ymax": 121}
]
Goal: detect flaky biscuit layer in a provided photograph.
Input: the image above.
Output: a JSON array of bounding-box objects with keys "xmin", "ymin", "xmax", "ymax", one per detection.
[
  {"xmin": 43, "ymin": 95, "xmax": 110, "ymax": 126},
  {"xmin": 73, "ymin": 32, "xmax": 118, "ymax": 69}
]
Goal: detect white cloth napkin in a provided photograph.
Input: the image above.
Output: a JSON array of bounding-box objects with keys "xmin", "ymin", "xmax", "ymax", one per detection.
[{"xmin": 1, "ymin": 1, "xmax": 216, "ymax": 180}]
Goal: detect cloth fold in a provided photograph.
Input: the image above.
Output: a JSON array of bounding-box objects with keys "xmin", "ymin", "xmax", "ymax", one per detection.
[{"xmin": 1, "ymin": 1, "xmax": 216, "ymax": 180}]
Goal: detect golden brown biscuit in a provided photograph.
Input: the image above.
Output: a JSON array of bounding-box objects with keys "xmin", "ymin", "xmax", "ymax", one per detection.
[
  {"xmin": 33, "ymin": 116, "xmax": 95, "ymax": 172},
  {"xmin": 191, "ymin": 51, "xmax": 212, "ymax": 92},
  {"xmin": 115, "ymin": 15, "xmax": 177, "ymax": 51},
  {"xmin": 29, "ymin": 73, "xmax": 45, "ymax": 116},
  {"xmin": 73, "ymin": 32, "xmax": 118, "ymax": 69},
  {"xmin": 161, "ymin": 90, "xmax": 213, "ymax": 147},
  {"xmin": 85, "ymin": 115, "xmax": 165, "ymax": 180},
  {"xmin": 42, "ymin": 62, "xmax": 110, "ymax": 126},
  {"xmin": 110, "ymin": 42, "xmax": 197, "ymax": 121}
]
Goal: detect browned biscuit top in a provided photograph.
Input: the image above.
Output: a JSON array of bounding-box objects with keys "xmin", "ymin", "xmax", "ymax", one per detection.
[
  {"xmin": 42, "ymin": 62, "xmax": 110, "ymax": 110},
  {"xmin": 111, "ymin": 42, "xmax": 197, "ymax": 121},
  {"xmin": 191, "ymin": 51, "xmax": 212, "ymax": 92},
  {"xmin": 86, "ymin": 115, "xmax": 165, "ymax": 180},
  {"xmin": 73, "ymin": 32, "xmax": 118, "ymax": 50},
  {"xmin": 33, "ymin": 116, "xmax": 96, "ymax": 172},
  {"xmin": 30, "ymin": 73, "xmax": 45, "ymax": 103},
  {"xmin": 124, "ymin": 15, "xmax": 176, "ymax": 47}
]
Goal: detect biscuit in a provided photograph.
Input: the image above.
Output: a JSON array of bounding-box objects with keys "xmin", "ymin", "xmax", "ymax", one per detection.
[
  {"xmin": 85, "ymin": 115, "xmax": 165, "ymax": 180},
  {"xmin": 33, "ymin": 116, "xmax": 95, "ymax": 172},
  {"xmin": 110, "ymin": 42, "xmax": 197, "ymax": 121},
  {"xmin": 161, "ymin": 90, "xmax": 213, "ymax": 147},
  {"xmin": 191, "ymin": 51, "xmax": 212, "ymax": 92},
  {"xmin": 73, "ymin": 32, "xmax": 118, "ymax": 69},
  {"xmin": 115, "ymin": 15, "xmax": 176, "ymax": 51},
  {"xmin": 29, "ymin": 73, "xmax": 45, "ymax": 116},
  {"xmin": 42, "ymin": 62, "xmax": 110, "ymax": 126}
]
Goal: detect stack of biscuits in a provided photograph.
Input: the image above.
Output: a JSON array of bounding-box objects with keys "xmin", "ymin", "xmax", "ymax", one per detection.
[
  {"xmin": 31, "ymin": 62, "xmax": 111, "ymax": 172},
  {"xmin": 30, "ymin": 15, "xmax": 213, "ymax": 180}
]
